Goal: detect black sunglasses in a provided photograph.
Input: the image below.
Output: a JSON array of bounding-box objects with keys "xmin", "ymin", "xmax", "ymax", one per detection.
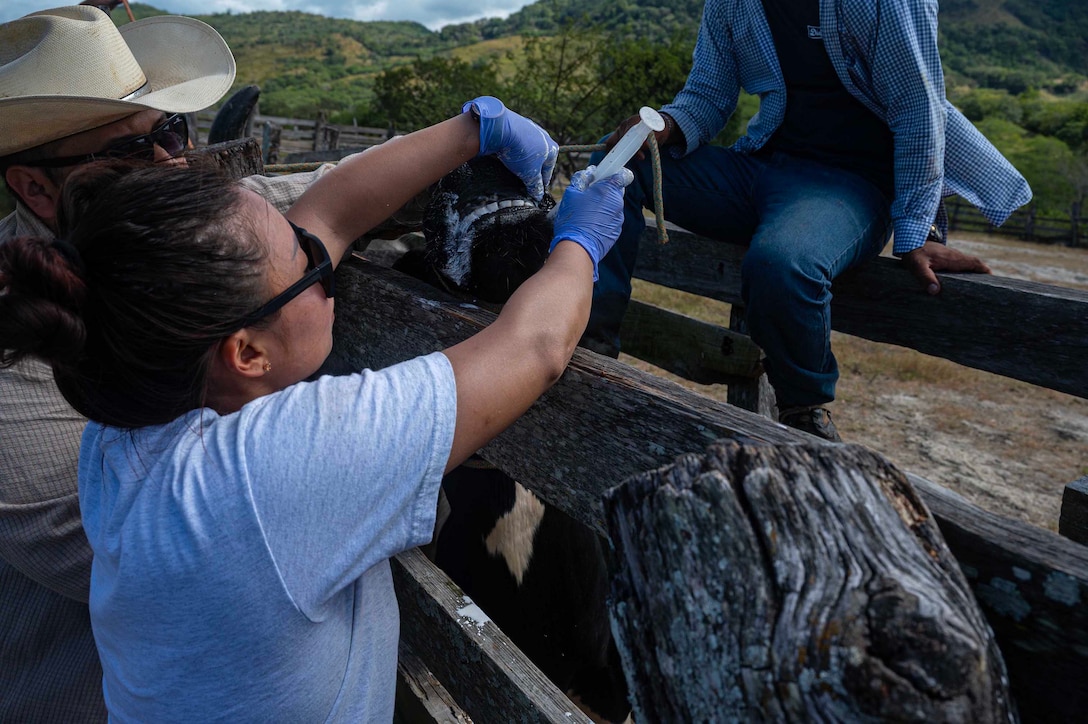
[
  {"xmin": 233, "ymin": 222, "xmax": 336, "ymax": 329},
  {"xmin": 27, "ymin": 114, "xmax": 189, "ymax": 168}
]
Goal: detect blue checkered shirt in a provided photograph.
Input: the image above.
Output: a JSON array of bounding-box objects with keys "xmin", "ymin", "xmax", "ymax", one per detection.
[{"xmin": 662, "ymin": 0, "xmax": 1032, "ymax": 254}]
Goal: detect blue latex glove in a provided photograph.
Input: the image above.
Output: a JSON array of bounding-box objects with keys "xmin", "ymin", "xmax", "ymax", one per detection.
[
  {"xmin": 462, "ymin": 96, "xmax": 558, "ymax": 200},
  {"xmin": 549, "ymin": 166, "xmax": 633, "ymax": 281}
]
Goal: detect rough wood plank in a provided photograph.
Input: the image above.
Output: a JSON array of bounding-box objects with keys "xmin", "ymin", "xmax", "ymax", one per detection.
[
  {"xmin": 634, "ymin": 223, "xmax": 1088, "ymax": 399},
  {"xmin": 329, "ymin": 256, "xmax": 1088, "ymax": 721},
  {"xmin": 188, "ymin": 137, "xmax": 264, "ymax": 178},
  {"xmin": 1059, "ymin": 477, "xmax": 1088, "ymax": 545},
  {"xmin": 391, "ymin": 548, "xmax": 590, "ymax": 724},
  {"xmin": 619, "ymin": 299, "xmax": 762, "ymax": 383},
  {"xmin": 908, "ymin": 473, "xmax": 1088, "ymax": 719},
  {"xmin": 603, "ymin": 441, "xmax": 1014, "ymax": 722},
  {"xmin": 395, "ymin": 642, "xmax": 473, "ymax": 724}
]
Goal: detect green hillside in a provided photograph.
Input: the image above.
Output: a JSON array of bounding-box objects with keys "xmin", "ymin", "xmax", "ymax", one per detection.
[
  {"xmin": 438, "ymin": 0, "xmax": 706, "ymax": 44},
  {"xmin": 119, "ymin": 0, "xmax": 1088, "ymax": 121},
  {"xmin": 939, "ymin": 0, "xmax": 1088, "ymax": 93},
  {"xmin": 441, "ymin": 0, "xmax": 1088, "ymax": 93},
  {"xmin": 121, "ymin": 4, "xmax": 456, "ymax": 118}
]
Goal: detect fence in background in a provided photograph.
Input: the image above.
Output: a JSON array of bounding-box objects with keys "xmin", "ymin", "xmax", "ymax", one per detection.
[
  {"xmin": 946, "ymin": 196, "xmax": 1085, "ymax": 246},
  {"xmin": 194, "ymin": 110, "xmax": 394, "ymax": 163}
]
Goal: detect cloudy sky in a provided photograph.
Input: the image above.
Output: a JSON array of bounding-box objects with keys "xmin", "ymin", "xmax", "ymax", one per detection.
[{"xmin": 2, "ymin": 0, "xmax": 536, "ymax": 31}]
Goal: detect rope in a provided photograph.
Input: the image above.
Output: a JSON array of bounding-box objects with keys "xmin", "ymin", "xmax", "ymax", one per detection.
[
  {"xmin": 648, "ymin": 136, "xmax": 670, "ymax": 245},
  {"xmin": 264, "ymin": 140, "xmax": 671, "ymax": 244}
]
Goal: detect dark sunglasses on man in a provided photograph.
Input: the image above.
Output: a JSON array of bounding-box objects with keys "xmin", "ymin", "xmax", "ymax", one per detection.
[
  {"xmin": 231, "ymin": 222, "xmax": 337, "ymax": 330},
  {"xmin": 26, "ymin": 113, "xmax": 190, "ymax": 168}
]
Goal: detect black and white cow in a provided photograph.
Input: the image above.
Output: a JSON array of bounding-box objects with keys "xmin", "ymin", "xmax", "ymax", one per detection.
[{"xmin": 392, "ymin": 157, "xmax": 632, "ymax": 723}]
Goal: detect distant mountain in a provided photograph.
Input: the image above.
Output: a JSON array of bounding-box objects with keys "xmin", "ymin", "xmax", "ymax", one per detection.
[
  {"xmin": 938, "ymin": 0, "xmax": 1088, "ymax": 92},
  {"xmin": 437, "ymin": 0, "xmax": 705, "ymax": 44},
  {"xmin": 450, "ymin": 0, "xmax": 1088, "ymax": 92}
]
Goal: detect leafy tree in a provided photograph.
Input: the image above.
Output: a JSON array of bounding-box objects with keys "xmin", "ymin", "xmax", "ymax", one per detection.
[
  {"xmin": 594, "ymin": 33, "xmax": 694, "ymax": 131},
  {"xmin": 500, "ymin": 24, "xmax": 621, "ymax": 149},
  {"xmin": 976, "ymin": 117, "xmax": 1081, "ymax": 216},
  {"xmin": 371, "ymin": 57, "xmax": 501, "ymax": 131},
  {"xmin": 953, "ymin": 88, "xmax": 1023, "ymax": 125},
  {"xmin": 1019, "ymin": 98, "xmax": 1088, "ymax": 153}
]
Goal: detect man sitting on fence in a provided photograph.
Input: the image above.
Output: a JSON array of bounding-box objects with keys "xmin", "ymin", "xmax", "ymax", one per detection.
[
  {"xmin": 0, "ymin": 7, "xmax": 338, "ymax": 719},
  {"xmin": 586, "ymin": 0, "xmax": 1032, "ymax": 441}
]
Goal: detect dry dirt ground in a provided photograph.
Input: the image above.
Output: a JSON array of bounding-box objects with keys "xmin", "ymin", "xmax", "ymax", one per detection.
[{"xmin": 625, "ymin": 231, "xmax": 1088, "ymax": 531}]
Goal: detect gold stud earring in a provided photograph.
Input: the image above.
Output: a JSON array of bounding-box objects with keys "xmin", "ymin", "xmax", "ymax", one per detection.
[{"xmin": 263, "ymin": 362, "xmax": 272, "ymax": 373}]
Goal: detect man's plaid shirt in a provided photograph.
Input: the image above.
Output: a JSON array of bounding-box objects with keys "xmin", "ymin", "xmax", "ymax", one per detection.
[{"xmin": 661, "ymin": 0, "xmax": 1032, "ymax": 254}]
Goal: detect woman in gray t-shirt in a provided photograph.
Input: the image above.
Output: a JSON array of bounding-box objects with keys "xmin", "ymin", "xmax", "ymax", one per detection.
[{"xmin": 0, "ymin": 97, "xmax": 630, "ymax": 721}]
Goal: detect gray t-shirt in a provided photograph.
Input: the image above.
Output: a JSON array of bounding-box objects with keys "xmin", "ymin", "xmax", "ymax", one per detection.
[{"xmin": 79, "ymin": 353, "xmax": 456, "ymax": 722}]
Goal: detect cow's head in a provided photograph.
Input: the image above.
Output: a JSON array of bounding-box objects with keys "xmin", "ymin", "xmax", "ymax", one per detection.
[{"xmin": 418, "ymin": 156, "xmax": 555, "ymax": 304}]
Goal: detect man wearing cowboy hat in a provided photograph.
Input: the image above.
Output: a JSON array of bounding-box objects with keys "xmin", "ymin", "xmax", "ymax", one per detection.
[{"xmin": 0, "ymin": 7, "xmax": 336, "ymax": 719}]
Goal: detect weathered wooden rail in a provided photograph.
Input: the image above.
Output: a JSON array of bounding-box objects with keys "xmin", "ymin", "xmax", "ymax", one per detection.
[
  {"xmin": 632, "ymin": 220, "xmax": 1088, "ymax": 400},
  {"xmin": 329, "ymin": 257, "xmax": 1088, "ymax": 722},
  {"xmin": 195, "ymin": 109, "xmax": 393, "ymax": 162}
]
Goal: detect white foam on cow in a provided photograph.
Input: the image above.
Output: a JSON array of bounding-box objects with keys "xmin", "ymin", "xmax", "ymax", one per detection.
[{"xmin": 437, "ymin": 190, "xmax": 539, "ymax": 286}]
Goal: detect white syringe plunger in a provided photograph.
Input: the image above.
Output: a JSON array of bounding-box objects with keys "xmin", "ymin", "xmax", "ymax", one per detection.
[{"xmin": 589, "ymin": 107, "xmax": 665, "ymax": 185}]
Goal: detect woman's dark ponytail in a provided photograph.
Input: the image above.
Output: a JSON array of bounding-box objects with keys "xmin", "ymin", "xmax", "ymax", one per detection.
[
  {"xmin": 0, "ymin": 234, "xmax": 88, "ymax": 368},
  {"xmin": 1, "ymin": 160, "xmax": 270, "ymax": 428}
]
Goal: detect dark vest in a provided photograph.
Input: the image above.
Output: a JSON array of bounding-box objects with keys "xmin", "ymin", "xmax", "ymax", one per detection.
[{"xmin": 761, "ymin": 0, "xmax": 894, "ymax": 197}]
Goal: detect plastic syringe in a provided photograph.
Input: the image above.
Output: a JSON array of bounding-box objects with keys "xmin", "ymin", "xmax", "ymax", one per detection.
[{"xmin": 588, "ymin": 106, "xmax": 665, "ymax": 185}]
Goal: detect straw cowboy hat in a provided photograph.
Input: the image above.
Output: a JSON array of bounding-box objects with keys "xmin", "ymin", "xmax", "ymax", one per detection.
[{"xmin": 0, "ymin": 5, "xmax": 236, "ymax": 156}]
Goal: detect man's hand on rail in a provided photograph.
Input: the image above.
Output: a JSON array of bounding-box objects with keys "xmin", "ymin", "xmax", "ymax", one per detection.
[{"xmin": 901, "ymin": 240, "xmax": 991, "ymax": 295}]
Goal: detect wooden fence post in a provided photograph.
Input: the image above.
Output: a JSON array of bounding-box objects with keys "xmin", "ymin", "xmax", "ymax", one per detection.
[
  {"xmin": 1059, "ymin": 476, "xmax": 1088, "ymax": 545},
  {"xmin": 313, "ymin": 111, "xmax": 326, "ymax": 151},
  {"xmin": 1023, "ymin": 203, "xmax": 1036, "ymax": 241},
  {"xmin": 313, "ymin": 111, "xmax": 340, "ymax": 151},
  {"xmin": 187, "ymin": 137, "xmax": 264, "ymax": 178},
  {"xmin": 602, "ymin": 440, "xmax": 1015, "ymax": 722},
  {"xmin": 1073, "ymin": 201, "xmax": 1082, "ymax": 247},
  {"xmin": 261, "ymin": 121, "xmax": 280, "ymax": 165},
  {"xmin": 725, "ymin": 305, "xmax": 777, "ymax": 419}
]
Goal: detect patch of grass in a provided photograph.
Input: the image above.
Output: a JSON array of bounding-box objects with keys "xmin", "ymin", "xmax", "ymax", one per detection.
[
  {"xmin": 631, "ymin": 279, "xmax": 732, "ymax": 327},
  {"xmin": 831, "ymin": 333, "xmax": 985, "ymax": 390}
]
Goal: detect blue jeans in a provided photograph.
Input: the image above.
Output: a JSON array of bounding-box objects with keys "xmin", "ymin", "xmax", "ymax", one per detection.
[{"xmin": 587, "ymin": 143, "xmax": 892, "ymax": 409}]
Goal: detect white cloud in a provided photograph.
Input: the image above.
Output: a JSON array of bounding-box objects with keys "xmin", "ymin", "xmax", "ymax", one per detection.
[{"xmin": 0, "ymin": 1, "xmax": 533, "ymax": 30}]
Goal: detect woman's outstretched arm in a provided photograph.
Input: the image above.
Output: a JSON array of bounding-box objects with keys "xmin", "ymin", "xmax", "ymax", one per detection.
[
  {"xmin": 441, "ymin": 169, "xmax": 630, "ymax": 472},
  {"xmin": 287, "ymin": 97, "xmax": 557, "ymax": 264}
]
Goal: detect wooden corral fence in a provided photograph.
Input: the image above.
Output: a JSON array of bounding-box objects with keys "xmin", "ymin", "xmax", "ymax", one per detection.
[
  {"xmin": 947, "ymin": 196, "xmax": 1086, "ymax": 247},
  {"xmin": 197, "ymin": 139, "xmax": 1088, "ymax": 722},
  {"xmin": 327, "ymin": 246, "xmax": 1088, "ymax": 723},
  {"xmin": 194, "ymin": 110, "xmax": 394, "ymax": 164}
]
